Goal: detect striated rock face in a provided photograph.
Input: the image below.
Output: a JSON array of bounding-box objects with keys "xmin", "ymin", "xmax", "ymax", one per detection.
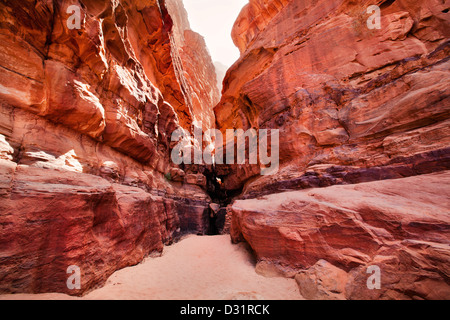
[
  {"xmin": 0, "ymin": 0, "xmax": 218, "ymax": 295},
  {"xmin": 218, "ymin": 0, "xmax": 450, "ymax": 299},
  {"xmin": 230, "ymin": 172, "xmax": 450, "ymax": 300},
  {"xmin": 1, "ymin": 0, "xmax": 449, "ymax": 300},
  {"xmin": 166, "ymin": 0, "xmax": 221, "ymax": 130},
  {"xmin": 215, "ymin": 0, "xmax": 450, "ymax": 192},
  {"xmin": 0, "ymin": 164, "xmax": 179, "ymax": 294}
]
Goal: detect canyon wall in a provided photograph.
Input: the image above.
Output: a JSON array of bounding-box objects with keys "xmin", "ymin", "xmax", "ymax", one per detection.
[
  {"xmin": 1, "ymin": 0, "xmax": 449, "ymax": 300},
  {"xmin": 217, "ymin": 0, "xmax": 450, "ymax": 299},
  {"xmin": 0, "ymin": 0, "xmax": 218, "ymax": 295}
]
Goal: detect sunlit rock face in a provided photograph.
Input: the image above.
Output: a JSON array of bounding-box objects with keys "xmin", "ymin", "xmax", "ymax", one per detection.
[
  {"xmin": 0, "ymin": 0, "xmax": 218, "ymax": 295},
  {"xmin": 215, "ymin": 0, "xmax": 450, "ymax": 192},
  {"xmin": 166, "ymin": 0, "xmax": 221, "ymax": 131},
  {"xmin": 217, "ymin": 0, "xmax": 450, "ymax": 299}
]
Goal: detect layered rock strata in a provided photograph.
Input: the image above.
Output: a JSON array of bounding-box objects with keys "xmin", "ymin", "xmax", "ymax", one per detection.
[
  {"xmin": 230, "ymin": 172, "xmax": 450, "ymax": 299},
  {"xmin": 0, "ymin": 0, "xmax": 218, "ymax": 295},
  {"xmin": 218, "ymin": 0, "xmax": 450, "ymax": 299},
  {"xmin": 215, "ymin": 0, "xmax": 450, "ymax": 192}
]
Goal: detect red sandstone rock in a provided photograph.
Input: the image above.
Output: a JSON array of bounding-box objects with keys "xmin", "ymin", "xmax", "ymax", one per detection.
[
  {"xmin": 215, "ymin": 0, "xmax": 450, "ymax": 192},
  {"xmin": 185, "ymin": 173, "xmax": 207, "ymax": 188},
  {"xmin": 169, "ymin": 167, "xmax": 186, "ymax": 182},
  {"xmin": 230, "ymin": 172, "xmax": 450, "ymax": 300},
  {"xmin": 2, "ymin": 0, "xmax": 449, "ymax": 300},
  {"xmin": 0, "ymin": 0, "xmax": 217, "ymax": 295},
  {"xmin": 0, "ymin": 164, "xmax": 170, "ymax": 295},
  {"xmin": 295, "ymin": 260, "xmax": 348, "ymax": 300},
  {"xmin": 166, "ymin": 0, "xmax": 221, "ymax": 131},
  {"xmin": 219, "ymin": 1, "xmax": 449, "ymax": 300},
  {"xmin": 0, "ymin": 0, "xmax": 219, "ymax": 165}
]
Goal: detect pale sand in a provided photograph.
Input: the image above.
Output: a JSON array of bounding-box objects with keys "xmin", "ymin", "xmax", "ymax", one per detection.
[{"xmin": 0, "ymin": 235, "xmax": 302, "ymax": 300}]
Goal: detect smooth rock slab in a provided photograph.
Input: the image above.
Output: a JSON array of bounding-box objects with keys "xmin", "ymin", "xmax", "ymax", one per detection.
[{"xmin": 230, "ymin": 171, "xmax": 450, "ymax": 300}]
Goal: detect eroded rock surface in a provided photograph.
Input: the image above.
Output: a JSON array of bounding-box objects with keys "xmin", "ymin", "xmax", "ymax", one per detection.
[
  {"xmin": 219, "ymin": 0, "xmax": 450, "ymax": 300},
  {"xmin": 1, "ymin": 0, "xmax": 449, "ymax": 300},
  {"xmin": 0, "ymin": 0, "xmax": 218, "ymax": 295},
  {"xmin": 215, "ymin": 0, "xmax": 450, "ymax": 192},
  {"xmin": 231, "ymin": 172, "xmax": 450, "ymax": 300}
]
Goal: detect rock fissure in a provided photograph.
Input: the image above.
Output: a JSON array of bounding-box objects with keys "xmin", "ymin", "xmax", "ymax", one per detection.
[{"xmin": 0, "ymin": 0, "xmax": 449, "ymax": 300}]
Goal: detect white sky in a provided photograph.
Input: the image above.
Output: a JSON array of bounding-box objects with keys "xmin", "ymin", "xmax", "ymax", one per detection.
[{"xmin": 183, "ymin": 0, "xmax": 249, "ymax": 67}]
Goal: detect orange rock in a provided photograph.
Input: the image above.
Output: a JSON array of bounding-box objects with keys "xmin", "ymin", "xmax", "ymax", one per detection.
[
  {"xmin": 0, "ymin": 0, "xmax": 217, "ymax": 295},
  {"xmin": 166, "ymin": 0, "xmax": 221, "ymax": 130}
]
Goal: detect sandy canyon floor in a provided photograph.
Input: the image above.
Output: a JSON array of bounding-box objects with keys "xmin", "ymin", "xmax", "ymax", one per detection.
[{"xmin": 0, "ymin": 235, "xmax": 302, "ymax": 300}]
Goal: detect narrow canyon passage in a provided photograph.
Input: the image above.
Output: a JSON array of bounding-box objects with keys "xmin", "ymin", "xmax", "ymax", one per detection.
[
  {"xmin": 0, "ymin": 236, "xmax": 302, "ymax": 300},
  {"xmin": 0, "ymin": 0, "xmax": 449, "ymax": 301}
]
